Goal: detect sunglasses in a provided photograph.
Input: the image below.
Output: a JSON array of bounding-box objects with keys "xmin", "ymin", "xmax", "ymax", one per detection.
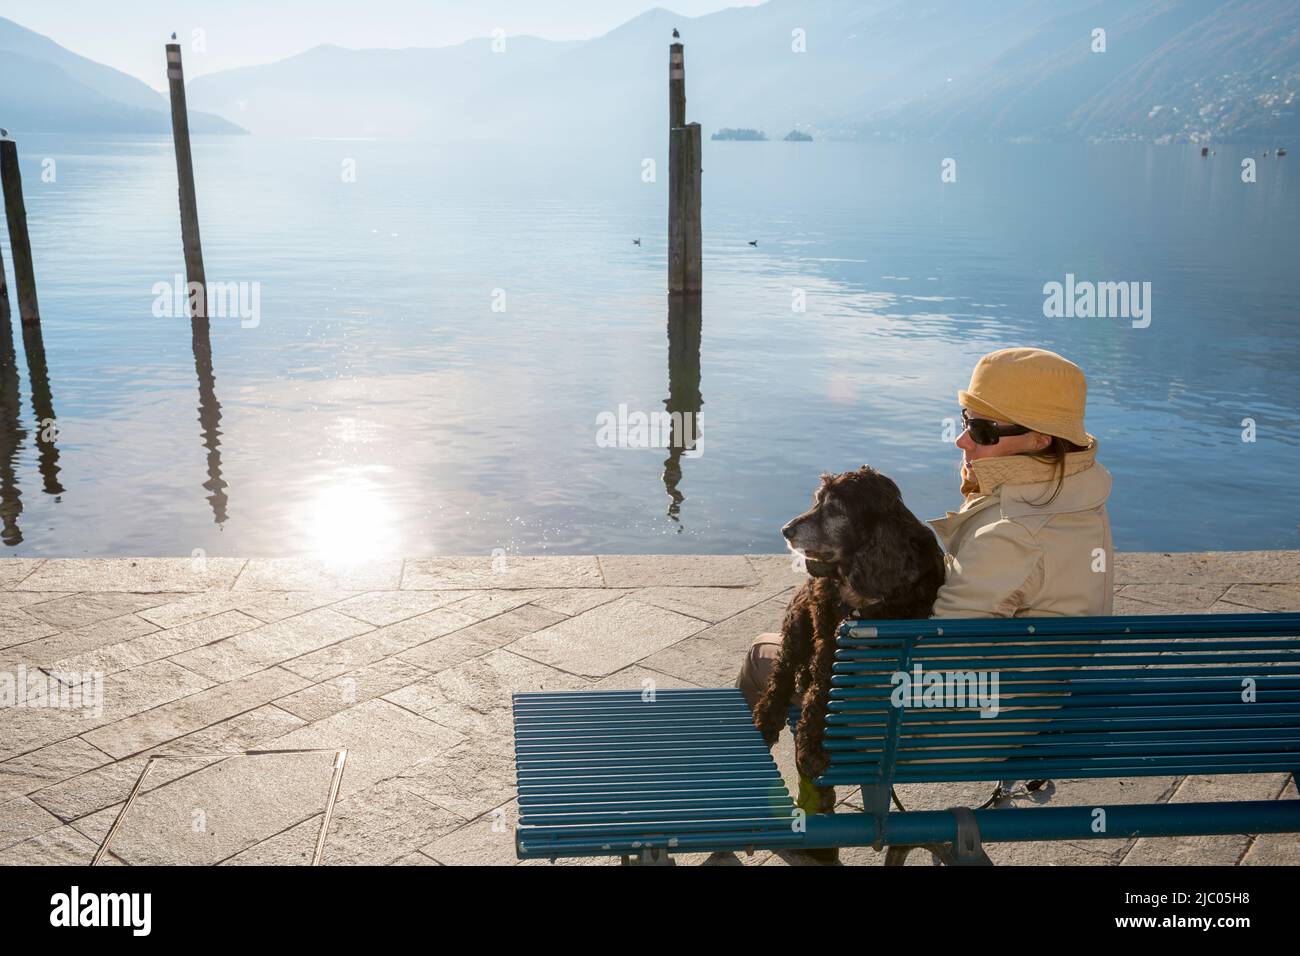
[{"xmin": 961, "ymin": 408, "xmax": 1032, "ymax": 446}]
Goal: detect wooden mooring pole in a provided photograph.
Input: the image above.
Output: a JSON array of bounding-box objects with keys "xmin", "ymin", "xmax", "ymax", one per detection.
[
  {"xmin": 668, "ymin": 44, "xmax": 702, "ymax": 296},
  {"xmin": 670, "ymin": 42, "xmax": 686, "ymax": 129},
  {"xmin": 668, "ymin": 124, "xmax": 702, "ymax": 295},
  {"xmin": 0, "ymin": 138, "xmax": 41, "ymax": 325},
  {"xmin": 165, "ymin": 41, "xmax": 207, "ymax": 321},
  {"xmin": 0, "ymin": 226, "xmax": 10, "ymax": 324}
]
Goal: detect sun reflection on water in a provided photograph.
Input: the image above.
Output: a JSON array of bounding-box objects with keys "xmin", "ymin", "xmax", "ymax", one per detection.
[{"xmin": 300, "ymin": 473, "xmax": 402, "ymax": 564}]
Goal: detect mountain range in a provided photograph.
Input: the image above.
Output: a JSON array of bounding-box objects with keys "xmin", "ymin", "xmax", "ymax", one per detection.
[
  {"xmin": 2, "ymin": 1, "xmax": 1296, "ymax": 143},
  {"xmin": 0, "ymin": 16, "xmax": 243, "ymax": 134}
]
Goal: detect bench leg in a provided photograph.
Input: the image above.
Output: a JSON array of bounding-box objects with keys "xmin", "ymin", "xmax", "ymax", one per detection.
[
  {"xmin": 884, "ymin": 807, "xmax": 995, "ymax": 866},
  {"xmin": 620, "ymin": 848, "xmax": 676, "ymax": 866},
  {"xmin": 884, "ymin": 843, "xmax": 947, "ymax": 866}
]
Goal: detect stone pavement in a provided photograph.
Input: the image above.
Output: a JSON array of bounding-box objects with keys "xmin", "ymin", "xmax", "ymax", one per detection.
[{"xmin": 1, "ymin": 552, "xmax": 1297, "ymax": 866}]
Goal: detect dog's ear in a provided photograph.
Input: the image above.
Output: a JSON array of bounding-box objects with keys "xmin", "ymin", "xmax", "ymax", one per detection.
[{"xmin": 845, "ymin": 519, "xmax": 924, "ymax": 604}]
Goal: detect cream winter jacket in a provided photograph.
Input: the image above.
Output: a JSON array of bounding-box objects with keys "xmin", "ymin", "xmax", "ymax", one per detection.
[{"xmin": 927, "ymin": 443, "xmax": 1114, "ymax": 618}]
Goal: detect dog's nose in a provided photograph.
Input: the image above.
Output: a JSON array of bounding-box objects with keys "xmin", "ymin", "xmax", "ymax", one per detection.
[{"xmin": 780, "ymin": 521, "xmax": 794, "ymax": 540}]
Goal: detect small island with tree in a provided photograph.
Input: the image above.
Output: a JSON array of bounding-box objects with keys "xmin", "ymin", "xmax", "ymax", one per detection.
[
  {"xmin": 783, "ymin": 129, "xmax": 813, "ymax": 141},
  {"xmin": 711, "ymin": 127, "xmax": 767, "ymax": 141}
]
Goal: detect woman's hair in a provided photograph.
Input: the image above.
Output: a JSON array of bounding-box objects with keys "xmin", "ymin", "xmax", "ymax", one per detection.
[{"xmin": 1025, "ymin": 435, "xmax": 1087, "ymax": 506}]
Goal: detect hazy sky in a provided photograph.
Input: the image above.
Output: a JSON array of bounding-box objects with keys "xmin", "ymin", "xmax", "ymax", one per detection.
[{"xmin": 1, "ymin": 0, "xmax": 767, "ymax": 89}]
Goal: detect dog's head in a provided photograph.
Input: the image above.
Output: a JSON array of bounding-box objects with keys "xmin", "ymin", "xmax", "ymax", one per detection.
[
  {"xmin": 782, "ymin": 466, "xmax": 904, "ymax": 564},
  {"xmin": 782, "ymin": 465, "xmax": 938, "ymax": 610}
]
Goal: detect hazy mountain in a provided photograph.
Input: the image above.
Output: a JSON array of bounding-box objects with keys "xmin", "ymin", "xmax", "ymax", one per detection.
[
  {"xmin": 0, "ymin": 16, "xmax": 244, "ymax": 135},
  {"xmin": 183, "ymin": 36, "xmax": 580, "ymax": 141},
  {"xmin": 12, "ymin": 1, "xmax": 1294, "ymax": 144},
  {"xmin": 871, "ymin": 0, "xmax": 1300, "ymax": 142}
]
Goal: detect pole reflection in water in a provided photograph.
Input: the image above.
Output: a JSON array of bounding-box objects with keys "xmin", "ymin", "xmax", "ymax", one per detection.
[
  {"xmin": 0, "ymin": 309, "xmax": 25, "ymax": 545},
  {"xmin": 19, "ymin": 320, "xmax": 64, "ymax": 497},
  {"xmin": 191, "ymin": 311, "xmax": 228, "ymax": 525},
  {"xmin": 662, "ymin": 294, "xmax": 702, "ymax": 526}
]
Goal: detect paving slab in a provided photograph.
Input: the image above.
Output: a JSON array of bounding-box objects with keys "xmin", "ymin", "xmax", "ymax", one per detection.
[
  {"xmin": 0, "ymin": 559, "xmax": 42, "ymax": 590},
  {"xmin": 1219, "ymin": 583, "xmax": 1300, "ymax": 612},
  {"xmin": 1121, "ymin": 773, "xmax": 1293, "ymax": 866},
  {"xmin": 48, "ymin": 610, "xmax": 263, "ymax": 678},
  {"xmin": 33, "ymin": 754, "xmax": 219, "ymax": 824},
  {"xmin": 80, "ymin": 667, "xmax": 311, "ymax": 759},
  {"xmin": 15, "ymin": 558, "xmax": 244, "ymax": 592},
  {"xmin": 0, "ymin": 737, "xmax": 113, "ymax": 804},
  {"xmin": 390, "ymin": 739, "xmax": 518, "ymax": 820},
  {"xmin": 1116, "ymin": 583, "xmax": 1231, "ymax": 610},
  {"xmin": 224, "ymin": 780, "xmax": 464, "ymax": 866},
  {"xmin": 402, "ymin": 556, "xmax": 604, "ymax": 590},
  {"xmin": 532, "ymin": 587, "xmax": 629, "ymax": 616},
  {"xmin": 0, "ymin": 823, "xmax": 98, "ymax": 864},
  {"xmin": 0, "ymin": 609, "xmax": 59, "ymax": 648},
  {"xmin": 0, "ymin": 660, "xmax": 213, "ymax": 762},
  {"xmin": 33, "ymin": 707, "xmax": 307, "ymax": 823},
  {"xmin": 275, "ymin": 657, "xmax": 428, "ymax": 722},
  {"xmin": 329, "ymin": 590, "xmax": 475, "ymax": 626},
  {"xmin": 9, "ymin": 612, "xmax": 160, "ymax": 668},
  {"xmin": 422, "ymin": 801, "xmax": 521, "ymax": 867},
  {"xmin": 24, "ymin": 592, "xmax": 179, "ymax": 630},
  {"xmin": 1115, "ymin": 551, "xmax": 1300, "ymax": 585},
  {"xmin": 506, "ymin": 596, "xmax": 706, "ymax": 677},
  {"xmin": 745, "ymin": 554, "xmax": 810, "ymax": 590},
  {"xmin": 597, "ymin": 554, "xmax": 758, "ymax": 588},
  {"xmin": 265, "ymin": 698, "xmax": 466, "ymax": 800},
  {"xmin": 442, "ymin": 589, "xmax": 550, "ymax": 620},
  {"xmin": 281, "ymin": 607, "xmax": 479, "ymax": 683},
  {"xmin": 0, "ymin": 795, "xmax": 63, "ymax": 852},
  {"xmin": 687, "ymin": 594, "xmax": 791, "ymax": 655},
  {"xmin": 169, "ymin": 608, "xmax": 374, "ymax": 683},
  {"xmin": 392, "ymin": 850, "xmax": 441, "ymax": 865},
  {"xmin": 382, "ymin": 649, "xmax": 592, "ymax": 745},
  {"xmin": 234, "ymin": 559, "xmax": 403, "ymax": 591},
  {"xmin": 397, "ymin": 605, "xmax": 566, "ymax": 675},
  {"xmin": 83, "ymin": 750, "xmax": 342, "ymax": 865},
  {"xmin": 634, "ymin": 585, "xmax": 785, "ymax": 623}
]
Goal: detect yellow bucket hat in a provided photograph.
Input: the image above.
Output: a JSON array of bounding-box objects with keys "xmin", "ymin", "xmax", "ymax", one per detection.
[{"xmin": 958, "ymin": 347, "xmax": 1092, "ymax": 447}]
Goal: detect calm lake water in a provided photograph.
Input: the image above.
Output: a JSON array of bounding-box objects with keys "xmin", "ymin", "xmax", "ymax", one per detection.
[{"xmin": 1, "ymin": 135, "xmax": 1297, "ymax": 558}]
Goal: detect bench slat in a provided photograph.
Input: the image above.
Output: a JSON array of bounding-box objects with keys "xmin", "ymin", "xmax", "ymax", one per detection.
[{"xmin": 513, "ymin": 686, "xmax": 798, "ymax": 857}]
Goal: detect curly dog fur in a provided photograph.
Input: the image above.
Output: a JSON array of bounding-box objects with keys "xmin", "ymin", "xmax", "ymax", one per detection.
[{"xmin": 753, "ymin": 466, "xmax": 944, "ymax": 811}]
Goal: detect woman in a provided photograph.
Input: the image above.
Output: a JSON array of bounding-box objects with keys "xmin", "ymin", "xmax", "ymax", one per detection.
[
  {"xmin": 928, "ymin": 345, "xmax": 1114, "ymax": 619},
  {"xmin": 734, "ymin": 347, "xmax": 1114, "ymax": 850},
  {"xmin": 738, "ymin": 345, "xmax": 1114, "ymax": 705}
]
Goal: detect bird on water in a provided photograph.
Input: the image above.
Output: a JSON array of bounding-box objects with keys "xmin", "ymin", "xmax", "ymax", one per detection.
[{"xmin": 633, "ymin": 238, "xmax": 641, "ymax": 246}]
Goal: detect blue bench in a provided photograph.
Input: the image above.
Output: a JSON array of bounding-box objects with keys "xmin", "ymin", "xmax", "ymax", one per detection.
[{"xmin": 511, "ymin": 612, "xmax": 1300, "ymax": 864}]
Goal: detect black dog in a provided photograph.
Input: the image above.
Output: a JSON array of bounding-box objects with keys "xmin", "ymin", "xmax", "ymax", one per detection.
[{"xmin": 753, "ymin": 466, "xmax": 944, "ymax": 811}]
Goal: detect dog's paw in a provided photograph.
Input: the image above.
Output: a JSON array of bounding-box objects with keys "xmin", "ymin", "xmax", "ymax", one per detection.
[{"xmin": 794, "ymin": 749, "xmax": 830, "ymax": 782}]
